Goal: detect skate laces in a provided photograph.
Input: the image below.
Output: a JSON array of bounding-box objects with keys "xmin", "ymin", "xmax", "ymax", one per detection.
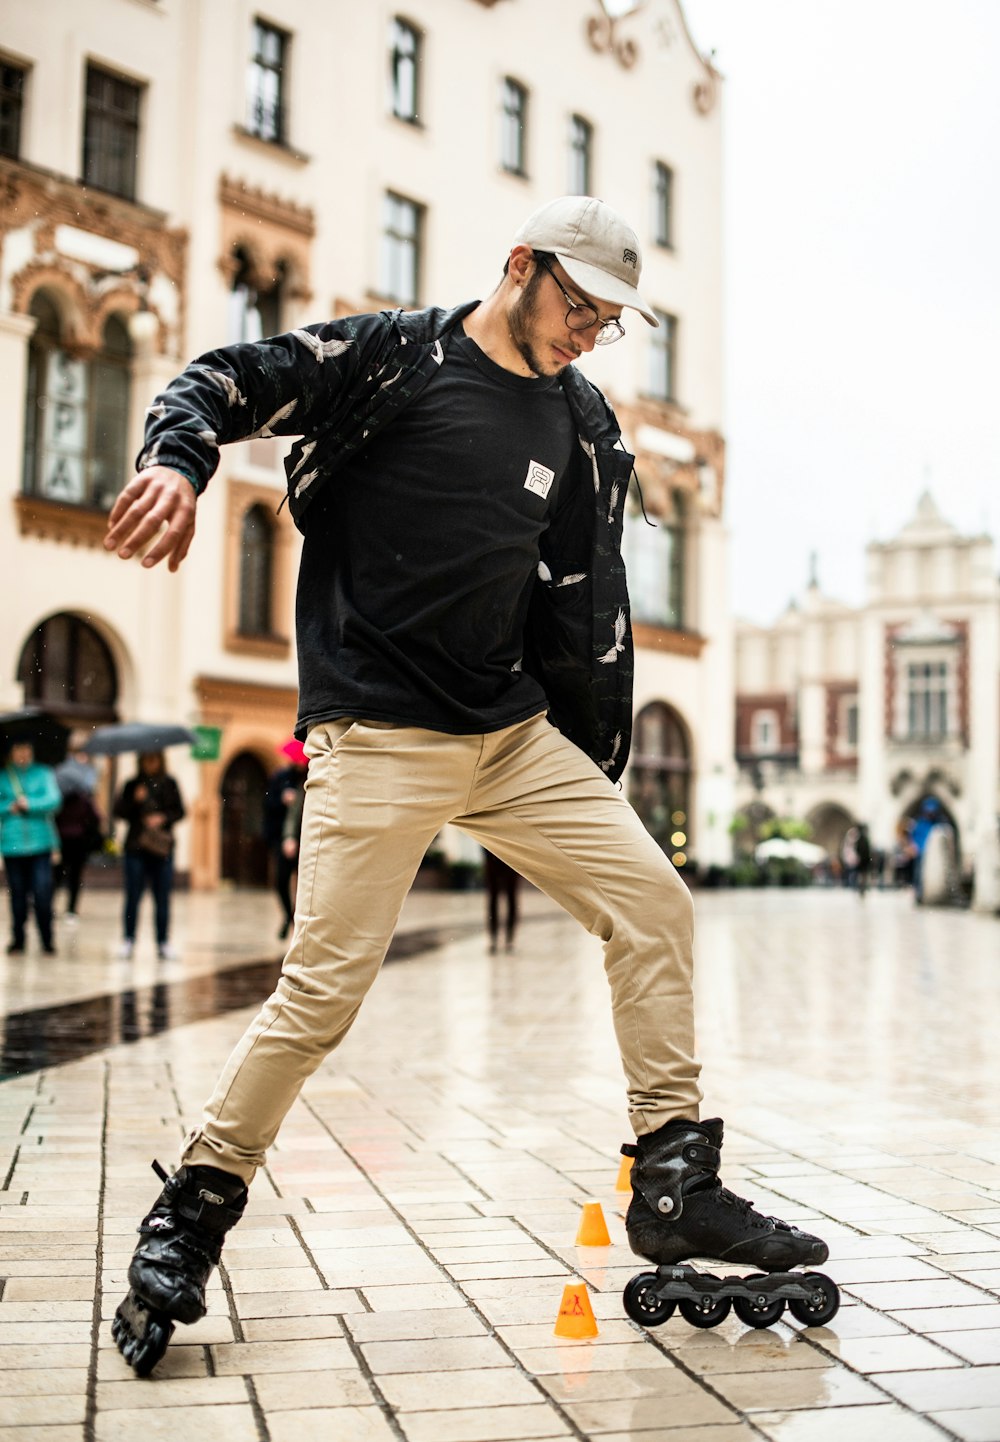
[{"xmin": 716, "ymin": 1185, "xmax": 789, "ymax": 1232}]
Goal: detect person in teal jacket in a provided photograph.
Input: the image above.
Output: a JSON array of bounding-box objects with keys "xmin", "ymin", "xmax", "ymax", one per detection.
[{"xmin": 0, "ymin": 740, "xmax": 61, "ymax": 954}]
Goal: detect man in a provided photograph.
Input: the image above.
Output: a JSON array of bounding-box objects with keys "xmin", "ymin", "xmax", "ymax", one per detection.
[{"xmin": 107, "ymin": 197, "xmax": 829, "ymax": 1362}]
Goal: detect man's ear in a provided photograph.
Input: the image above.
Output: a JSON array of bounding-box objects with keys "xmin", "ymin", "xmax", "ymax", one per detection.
[{"xmin": 507, "ymin": 244, "xmax": 535, "ymax": 288}]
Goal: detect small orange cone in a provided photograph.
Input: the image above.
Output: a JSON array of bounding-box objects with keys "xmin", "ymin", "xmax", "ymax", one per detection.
[
  {"xmin": 615, "ymin": 1154, "xmax": 634, "ymax": 1191},
  {"xmin": 554, "ymin": 1282, "xmax": 599, "ymax": 1338},
  {"xmin": 575, "ymin": 1200, "xmax": 611, "ymax": 1247}
]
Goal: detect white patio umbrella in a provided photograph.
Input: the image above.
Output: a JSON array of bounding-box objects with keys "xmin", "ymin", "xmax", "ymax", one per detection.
[{"xmin": 754, "ymin": 837, "xmax": 828, "ymax": 866}]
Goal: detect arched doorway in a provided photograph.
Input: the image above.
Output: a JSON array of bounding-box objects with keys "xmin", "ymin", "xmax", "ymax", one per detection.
[
  {"xmin": 629, "ymin": 701, "xmax": 693, "ymax": 865},
  {"xmin": 219, "ymin": 752, "xmax": 269, "ymax": 886}
]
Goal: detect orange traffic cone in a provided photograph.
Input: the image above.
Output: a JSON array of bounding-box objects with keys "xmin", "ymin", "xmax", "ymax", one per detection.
[
  {"xmin": 575, "ymin": 1200, "xmax": 611, "ymax": 1247},
  {"xmin": 553, "ymin": 1282, "xmax": 599, "ymax": 1338},
  {"xmin": 615, "ymin": 1154, "xmax": 634, "ymax": 1191}
]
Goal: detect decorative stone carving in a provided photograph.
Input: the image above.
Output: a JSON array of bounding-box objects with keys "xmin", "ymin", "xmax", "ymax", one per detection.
[
  {"xmin": 218, "ymin": 174, "xmax": 315, "ymax": 305},
  {"xmin": 0, "ymin": 157, "xmax": 186, "ymax": 356},
  {"xmin": 585, "ymin": 1, "xmax": 644, "ymax": 69}
]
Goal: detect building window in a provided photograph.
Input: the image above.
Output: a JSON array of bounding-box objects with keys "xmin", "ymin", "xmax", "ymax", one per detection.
[
  {"xmin": 238, "ymin": 505, "xmax": 275, "ymax": 636},
  {"xmin": 840, "ymin": 695, "xmax": 859, "ymax": 751},
  {"xmin": 380, "ymin": 191, "xmax": 423, "ymax": 305},
  {"xmin": 623, "ymin": 493, "xmax": 685, "ymax": 629},
  {"xmin": 227, "ymin": 247, "xmax": 285, "ymax": 344},
  {"xmin": 82, "ymin": 64, "xmax": 142, "ymax": 200},
  {"xmin": 649, "ymin": 308, "xmax": 678, "ymax": 401},
  {"xmin": 500, "ymin": 77, "xmax": 528, "ymax": 175},
  {"xmin": 17, "ymin": 613, "xmax": 118, "ymax": 723},
  {"xmin": 389, "ymin": 17, "xmax": 421, "ymax": 122},
  {"xmin": 246, "ymin": 18, "xmax": 288, "ymax": 144},
  {"xmin": 23, "ymin": 292, "xmax": 131, "ymax": 512},
  {"xmin": 568, "ymin": 114, "xmax": 592, "ymax": 194},
  {"xmin": 906, "ymin": 660, "xmax": 949, "ymax": 740},
  {"xmin": 0, "ymin": 61, "xmax": 26, "ymax": 159},
  {"xmin": 751, "ymin": 709, "xmax": 779, "ymax": 755},
  {"xmin": 629, "ymin": 701, "xmax": 692, "ymax": 864},
  {"xmin": 653, "ymin": 160, "xmax": 673, "ymax": 248}
]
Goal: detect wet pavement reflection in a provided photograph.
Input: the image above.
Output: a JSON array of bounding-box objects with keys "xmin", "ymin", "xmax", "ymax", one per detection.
[{"xmin": 0, "ymin": 922, "xmax": 484, "ymax": 1078}]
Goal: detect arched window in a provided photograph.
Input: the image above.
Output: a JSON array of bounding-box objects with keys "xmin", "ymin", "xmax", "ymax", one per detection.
[
  {"xmin": 17, "ymin": 613, "xmax": 118, "ymax": 723},
  {"xmin": 238, "ymin": 505, "xmax": 275, "ymax": 636},
  {"xmin": 227, "ymin": 246, "xmax": 285, "ymax": 344},
  {"xmin": 628, "ymin": 701, "xmax": 692, "ymax": 864},
  {"xmin": 22, "ymin": 292, "xmax": 132, "ymax": 511}
]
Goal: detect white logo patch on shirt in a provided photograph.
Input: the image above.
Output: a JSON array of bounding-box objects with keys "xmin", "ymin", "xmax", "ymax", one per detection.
[{"xmin": 523, "ymin": 459, "xmax": 555, "ymax": 500}]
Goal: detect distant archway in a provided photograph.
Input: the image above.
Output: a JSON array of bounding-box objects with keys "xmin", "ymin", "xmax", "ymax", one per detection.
[
  {"xmin": 805, "ymin": 802, "xmax": 855, "ymax": 858},
  {"xmin": 219, "ymin": 751, "xmax": 269, "ymax": 886},
  {"xmin": 629, "ymin": 701, "xmax": 692, "ymax": 863}
]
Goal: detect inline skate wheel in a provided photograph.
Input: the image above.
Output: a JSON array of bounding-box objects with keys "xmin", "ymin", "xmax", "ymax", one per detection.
[
  {"xmin": 130, "ymin": 1316, "xmax": 172, "ymax": 1377},
  {"xmin": 733, "ymin": 1275, "xmax": 785, "ymax": 1329},
  {"xmin": 623, "ymin": 1271, "xmax": 676, "ymax": 1326},
  {"xmin": 787, "ymin": 1273, "xmax": 840, "ymax": 1327},
  {"xmin": 679, "ymin": 1294, "xmax": 731, "ymax": 1328}
]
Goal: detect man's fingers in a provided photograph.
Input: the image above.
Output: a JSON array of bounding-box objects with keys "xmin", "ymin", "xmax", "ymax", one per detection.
[{"xmin": 105, "ymin": 468, "xmax": 196, "ymax": 568}]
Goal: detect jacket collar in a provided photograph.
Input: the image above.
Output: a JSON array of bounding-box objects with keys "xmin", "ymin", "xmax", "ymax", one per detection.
[{"xmin": 390, "ymin": 300, "xmax": 620, "ymax": 445}]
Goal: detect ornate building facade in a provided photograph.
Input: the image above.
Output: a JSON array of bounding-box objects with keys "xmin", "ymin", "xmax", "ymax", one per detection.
[
  {"xmin": 734, "ymin": 494, "xmax": 1000, "ymax": 900},
  {"xmin": 0, "ymin": 0, "xmax": 731, "ymax": 886}
]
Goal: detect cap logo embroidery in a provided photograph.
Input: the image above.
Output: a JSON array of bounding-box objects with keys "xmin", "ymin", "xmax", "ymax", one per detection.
[{"xmin": 623, "ymin": 248, "xmax": 638, "ymax": 268}]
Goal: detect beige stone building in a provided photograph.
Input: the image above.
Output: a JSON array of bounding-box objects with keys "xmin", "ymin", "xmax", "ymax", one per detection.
[
  {"xmin": 734, "ymin": 494, "xmax": 1000, "ymax": 901},
  {"xmin": 0, "ymin": 0, "xmax": 731, "ymax": 887}
]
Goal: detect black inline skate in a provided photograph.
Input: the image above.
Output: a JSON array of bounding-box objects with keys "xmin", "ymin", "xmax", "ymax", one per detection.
[
  {"xmin": 112, "ymin": 1160, "xmax": 248, "ymax": 1376},
  {"xmin": 621, "ymin": 1118, "xmax": 839, "ymax": 1331}
]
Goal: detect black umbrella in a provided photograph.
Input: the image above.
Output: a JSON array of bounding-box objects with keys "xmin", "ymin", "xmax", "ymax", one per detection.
[
  {"xmin": 0, "ymin": 708, "xmax": 70, "ymax": 766},
  {"xmin": 82, "ymin": 722, "xmax": 198, "ymax": 757}
]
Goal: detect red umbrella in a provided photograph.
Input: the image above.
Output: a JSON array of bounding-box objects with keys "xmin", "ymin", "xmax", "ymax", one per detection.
[{"xmin": 278, "ymin": 736, "xmax": 307, "ymax": 766}]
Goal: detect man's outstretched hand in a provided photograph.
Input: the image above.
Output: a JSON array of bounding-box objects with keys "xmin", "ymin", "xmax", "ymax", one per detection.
[{"xmin": 104, "ymin": 467, "xmax": 197, "ymax": 571}]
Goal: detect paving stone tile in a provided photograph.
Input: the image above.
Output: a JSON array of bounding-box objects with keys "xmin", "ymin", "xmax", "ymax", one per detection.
[
  {"xmin": 377, "ymin": 1367, "xmax": 540, "ymax": 1410},
  {"xmin": 94, "ymin": 1404, "xmax": 261, "ymax": 1441},
  {"xmin": 928, "ymin": 1407, "xmax": 1000, "ymax": 1441},
  {"xmin": 874, "ymin": 1364, "xmax": 1000, "ymax": 1411},
  {"xmin": 360, "ymin": 1335, "xmax": 511, "ymax": 1374},
  {"xmin": 752, "ymin": 1403, "xmax": 950, "ymax": 1441},
  {"xmin": 395, "ymin": 1404, "xmax": 572, "ymax": 1440},
  {"xmin": 708, "ymin": 1367, "xmax": 884, "ymax": 1411},
  {"xmin": 210, "ymin": 1337, "xmax": 355, "ymax": 1374}
]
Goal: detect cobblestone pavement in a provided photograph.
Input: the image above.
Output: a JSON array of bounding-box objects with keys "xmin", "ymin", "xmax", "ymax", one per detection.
[{"xmin": 1, "ymin": 883, "xmax": 999, "ymax": 1441}]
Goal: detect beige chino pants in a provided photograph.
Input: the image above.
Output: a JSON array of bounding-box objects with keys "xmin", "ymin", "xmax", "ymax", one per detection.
[{"xmin": 182, "ymin": 713, "xmax": 701, "ymax": 1183}]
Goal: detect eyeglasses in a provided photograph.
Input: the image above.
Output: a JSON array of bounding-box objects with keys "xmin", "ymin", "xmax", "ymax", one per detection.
[{"xmin": 534, "ymin": 255, "xmax": 625, "ymax": 346}]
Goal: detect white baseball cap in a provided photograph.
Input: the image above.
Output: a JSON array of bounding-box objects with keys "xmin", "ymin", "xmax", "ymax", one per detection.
[{"xmin": 512, "ymin": 196, "xmax": 658, "ymax": 327}]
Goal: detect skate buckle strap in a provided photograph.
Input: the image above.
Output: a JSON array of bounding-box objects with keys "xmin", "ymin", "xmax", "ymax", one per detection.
[{"xmin": 620, "ymin": 1143, "xmax": 638, "ymax": 1158}]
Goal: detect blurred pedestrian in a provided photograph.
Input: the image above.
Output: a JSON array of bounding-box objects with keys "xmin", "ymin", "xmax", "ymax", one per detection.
[
  {"xmin": 483, "ymin": 848, "xmax": 521, "ymax": 952},
  {"xmin": 909, "ymin": 798, "xmax": 942, "ymax": 905},
  {"xmin": 54, "ymin": 734, "xmax": 104, "ymax": 922},
  {"xmin": 840, "ymin": 826, "xmax": 860, "ymax": 889},
  {"xmin": 113, "ymin": 752, "xmax": 185, "ymax": 960},
  {"xmin": 854, "ymin": 823, "xmax": 872, "ymax": 898},
  {"xmin": 264, "ymin": 739, "xmax": 307, "ymax": 939},
  {"xmin": 0, "ymin": 740, "xmax": 60, "ymax": 955}
]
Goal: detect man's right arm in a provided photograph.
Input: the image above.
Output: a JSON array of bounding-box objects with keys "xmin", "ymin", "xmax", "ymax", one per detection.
[{"xmin": 105, "ymin": 315, "xmax": 386, "ymax": 570}]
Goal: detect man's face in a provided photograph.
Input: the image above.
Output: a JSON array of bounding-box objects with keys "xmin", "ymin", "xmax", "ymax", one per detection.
[
  {"xmin": 508, "ymin": 257, "xmax": 619, "ymax": 378},
  {"xmin": 10, "ymin": 743, "xmax": 33, "ymax": 768}
]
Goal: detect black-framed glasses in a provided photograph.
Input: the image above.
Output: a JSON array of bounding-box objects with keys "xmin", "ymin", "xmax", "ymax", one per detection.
[{"xmin": 534, "ymin": 254, "xmax": 626, "ymax": 346}]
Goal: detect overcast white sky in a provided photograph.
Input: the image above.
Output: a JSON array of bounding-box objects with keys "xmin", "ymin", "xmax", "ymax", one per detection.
[{"xmin": 672, "ymin": 0, "xmax": 1000, "ymax": 624}]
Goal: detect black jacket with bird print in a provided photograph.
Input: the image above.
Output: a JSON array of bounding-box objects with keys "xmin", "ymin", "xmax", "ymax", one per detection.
[{"xmin": 137, "ymin": 302, "xmax": 635, "ymax": 782}]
